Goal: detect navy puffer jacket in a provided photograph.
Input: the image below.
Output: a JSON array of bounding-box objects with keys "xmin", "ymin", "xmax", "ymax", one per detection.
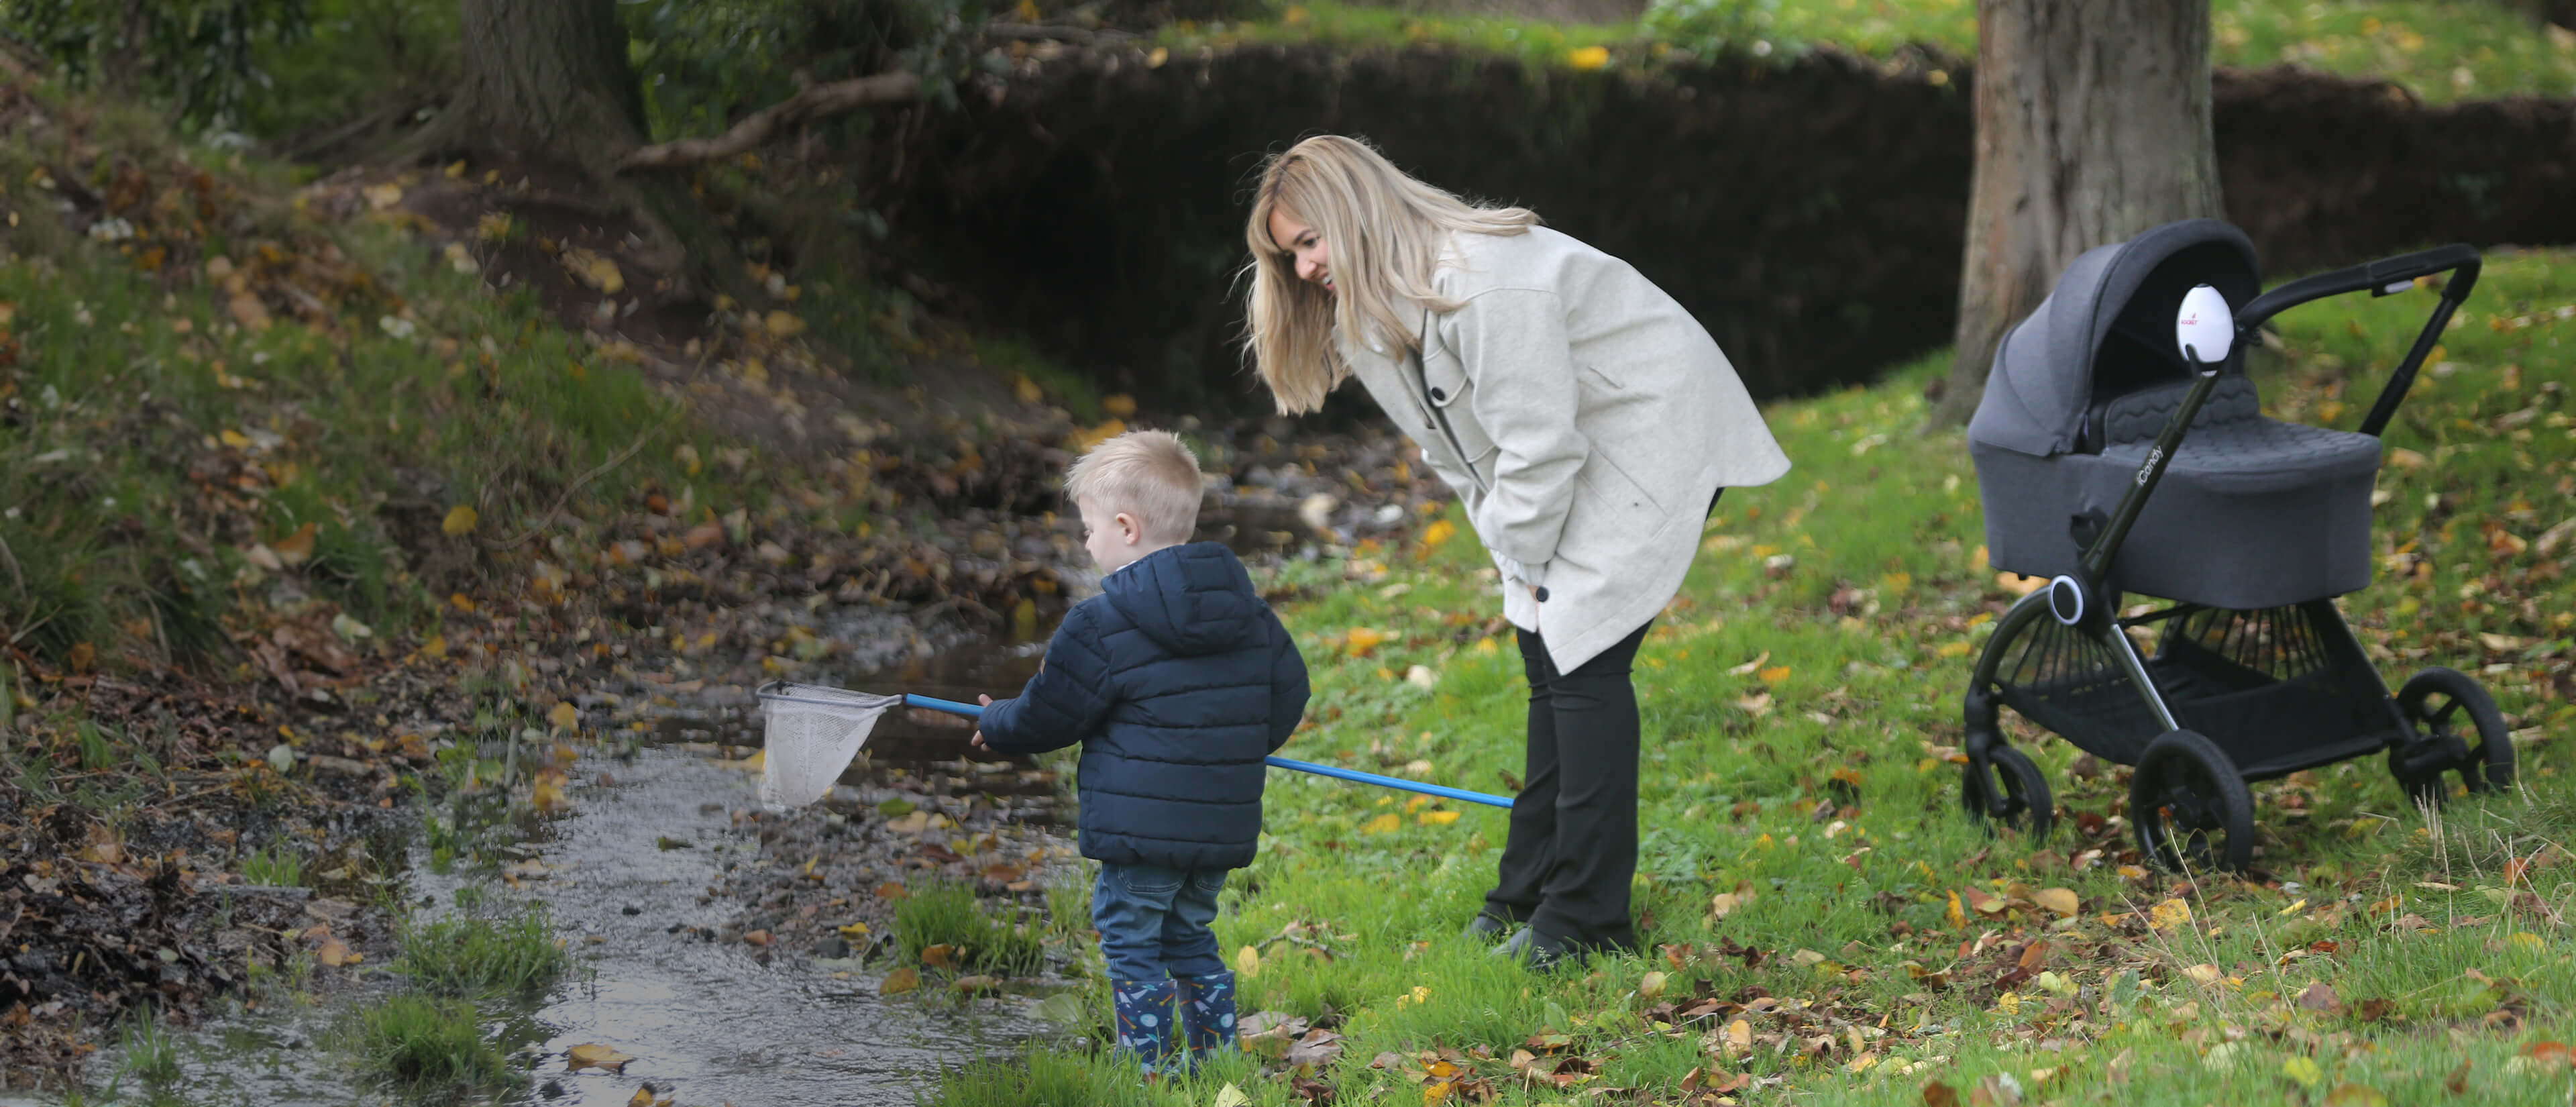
[{"xmin": 976, "ymin": 542, "xmax": 1309, "ymax": 871}]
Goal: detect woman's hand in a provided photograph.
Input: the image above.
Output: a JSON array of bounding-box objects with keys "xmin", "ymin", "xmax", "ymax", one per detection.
[{"xmin": 968, "ymin": 693, "xmax": 995, "ymax": 751}]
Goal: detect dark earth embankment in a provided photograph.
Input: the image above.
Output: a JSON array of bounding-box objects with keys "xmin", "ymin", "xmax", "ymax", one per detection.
[{"xmin": 863, "ymin": 43, "xmax": 2576, "ymax": 408}]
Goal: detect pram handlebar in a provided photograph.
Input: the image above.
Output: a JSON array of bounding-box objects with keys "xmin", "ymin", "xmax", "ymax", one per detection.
[{"xmin": 2234, "ymin": 244, "xmax": 2480, "ymax": 439}]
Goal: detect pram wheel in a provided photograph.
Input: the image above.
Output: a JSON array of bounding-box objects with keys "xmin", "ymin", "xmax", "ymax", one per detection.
[
  {"xmin": 2388, "ymin": 667, "xmax": 2514, "ymax": 804},
  {"xmin": 2130, "ymin": 730, "xmax": 2254, "ymax": 874},
  {"xmin": 1960, "ymin": 746, "xmax": 2053, "ymax": 839}
]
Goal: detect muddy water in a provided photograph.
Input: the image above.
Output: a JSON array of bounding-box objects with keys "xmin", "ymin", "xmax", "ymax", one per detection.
[{"xmin": 55, "ymin": 632, "xmax": 1066, "ymax": 1107}]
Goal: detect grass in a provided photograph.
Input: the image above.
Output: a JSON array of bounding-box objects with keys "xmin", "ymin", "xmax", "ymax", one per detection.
[
  {"xmin": 395, "ymin": 908, "xmax": 573, "ymax": 997},
  {"xmin": 1164, "ymin": 0, "xmax": 2576, "ymax": 103},
  {"xmin": 236, "ymin": 841, "xmax": 306, "ymax": 887},
  {"xmin": 933, "ymin": 249, "xmax": 2576, "ymax": 1104},
  {"xmin": 116, "ymin": 1006, "xmax": 182, "ymax": 1084},
  {"xmin": 896, "ymin": 880, "xmax": 1050, "ymax": 976},
  {"xmin": 354, "ymin": 994, "xmax": 514, "ymax": 1088}
]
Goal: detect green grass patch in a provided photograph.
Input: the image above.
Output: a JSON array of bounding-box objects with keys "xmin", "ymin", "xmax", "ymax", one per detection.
[
  {"xmin": 115, "ymin": 1005, "xmax": 182, "ymax": 1085},
  {"xmin": 396, "ymin": 908, "xmax": 572, "ymax": 997},
  {"xmin": 237, "ymin": 841, "xmax": 306, "ymax": 888},
  {"xmin": 354, "ymin": 994, "xmax": 514, "ymax": 1088},
  {"xmin": 896, "ymin": 880, "xmax": 1049, "ymax": 976},
  {"xmin": 934, "ymin": 250, "xmax": 2576, "ymax": 1104},
  {"xmin": 1172, "ymin": 0, "xmax": 2576, "ymax": 103}
]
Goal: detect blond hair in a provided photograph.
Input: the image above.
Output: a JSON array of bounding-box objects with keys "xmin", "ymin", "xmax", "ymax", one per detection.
[
  {"xmin": 1064, "ymin": 429, "xmax": 1204, "ymax": 544},
  {"xmin": 1241, "ymin": 135, "xmax": 1540, "ymax": 414}
]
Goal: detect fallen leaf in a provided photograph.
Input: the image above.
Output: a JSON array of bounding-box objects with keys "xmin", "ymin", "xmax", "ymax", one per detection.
[
  {"xmin": 627, "ymin": 1087, "xmax": 653, "ymax": 1107},
  {"xmin": 920, "ymin": 943, "xmax": 957, "ymax": 968},
  {"xmin": 1235, "ymin": 945, "xmax": 1262, "ymax": 978},
  {"xmin": 2283, "ymin": 1055, "xmax": 2324, "ymax": 1088},
  {"xmin": 1711, "ymin": 890, "xmax": 1752, "ymax": 919},
  {"xmin": 1362, "ymin": 813, "xmax": 1401, "ymax": 834},
  {"xmin": 2033, "ymin": 888, "xmax": 2079, "ymax": 918},
  {"xmin": 1638, "ymin": 971, "xmax": 1668, "ymax": 1001},
  {"xmin": 566, "ymin": 1043, "xmax": 637, "ymax": 1073},
  {"xmin": 951, "ymin": 975, "xmax": 999, "ymax": 993},
  {"xmin": 362, "ymin": 182, "xmax": 403, "ymax": 210},
  {"xmin": 548, "ymin": 702, "xmax": 580, "ymax": 731},
  {"xmin": 2322, "ymin": 1082, "xmax": 2389, "ymax": 1107},
  {"xmin": 315, "ymin": 939, "xmax": 355, "ymax": 967},
  {"xmin": 1923, "ymin": 1081, "xmax": 1962, "ymax": 1107},
  {"xmin": 441, "ymin": 505, "xmax": 479, "ymax": 536},
  {"xmin": 743, "ymin": 930, "xmax": 772, "ymax": 947},
  {"xmin": 1418, "ymin": 810, "xmax": 1461, "ymax": 826},
  {"xmin": 1214, "ymin": 1084, "xmax": 1252, "ymax": 1107},
  {"xmin": 2149, "ymin": 898, "xmax": 2194, "ymax": 931},
  {"xmin": 879, "ymin": 967, "xmax": 920, "ymax": 995},
  {"xmin": 273, "ymin": 522, "xmax": 317, "ymax": 565},
  {"xmin": 2183, "ymin": 963, "xmax": 2223, "ymax": 986},
  {"xmin": 2296, "ymin": 981, "xmax": 2343, "ymax": 1014},
  {"xmin": 2446, "ymin": 1060, "xmax": 2470, "ymax": 1093}
]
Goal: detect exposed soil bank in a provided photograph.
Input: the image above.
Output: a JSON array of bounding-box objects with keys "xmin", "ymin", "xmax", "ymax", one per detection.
[{"xmin": 869, "ymin": 44, "xmax": 2576, "ymax": 407}]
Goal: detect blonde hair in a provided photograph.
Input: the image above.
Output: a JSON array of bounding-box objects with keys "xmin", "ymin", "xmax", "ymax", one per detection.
[
  {"xmin": 1064, "ymin": 429, "xmax": 1204, "ymax": 544},
  {"xmin": 1242, "ymin": 135, "xmax": 1540, "ymax": 414}
]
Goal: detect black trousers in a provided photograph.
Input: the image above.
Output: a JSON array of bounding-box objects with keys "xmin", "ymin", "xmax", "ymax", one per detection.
[{"xmin": 1484, "ymin": 619, "xmax": 1653, "ymax": 952}]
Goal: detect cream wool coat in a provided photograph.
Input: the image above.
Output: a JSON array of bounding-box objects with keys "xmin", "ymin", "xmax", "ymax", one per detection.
[{"xmin": 1337, "ymin": 226, "xmax": 1792, "ymax": 671}]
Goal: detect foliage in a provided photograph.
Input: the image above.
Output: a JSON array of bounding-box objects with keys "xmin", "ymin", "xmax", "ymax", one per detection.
[
  {"xmin": 396, "ymin": 908, "xmax": 572, "ymax": 997},
  {"xmin": 896, "ymin": 879, "xmax": 1048, "ymax": 976},
  {"xmin": 354, "ymin": 995, "xmax": 513, "ymax": 1088},
  {"xmin": 1640, "ymin": 0, "xmax": 1792, "ymax": 60},
  {"xmin": 3, "ymin": 0, "xmax": 313, "ymax": 130},
  {"xmin": 936, "ymin": 250, "xmax": 2576, "ymax": 1105},
  {"xmin": 238, "ymin": 0, "xmax": 458, "ymax": 146},
  {"xmin": 237, "ymin": 841, "xmax": 305, "ymax": 886}
]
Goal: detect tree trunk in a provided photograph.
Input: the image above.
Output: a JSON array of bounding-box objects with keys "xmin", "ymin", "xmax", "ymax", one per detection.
[
  {"xmin": 438, "ymin": 0, "xmax": 649, "ymax": 176},
  {"xmin": 1926, "ymin": 0, "xmax": 2222, "ymax": 429}
]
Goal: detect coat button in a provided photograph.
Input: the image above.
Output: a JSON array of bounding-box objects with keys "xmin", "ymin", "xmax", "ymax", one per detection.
[{"xmin": 1428, "ymin": 386, "xmax": 1447, "ymax": 402}]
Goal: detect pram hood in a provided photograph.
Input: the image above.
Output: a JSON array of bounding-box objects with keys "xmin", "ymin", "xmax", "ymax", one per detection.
[{"xmin": 1968, "ymin": 219, "xmax": 2262, "ymax": 458}]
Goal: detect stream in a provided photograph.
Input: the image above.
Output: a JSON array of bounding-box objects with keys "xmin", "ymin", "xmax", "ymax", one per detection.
[{"xmin": 34, "ymin": 626, "xmax": 1063, "ymax": 1107}]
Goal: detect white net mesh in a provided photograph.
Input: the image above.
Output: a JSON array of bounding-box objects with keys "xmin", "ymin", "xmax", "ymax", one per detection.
[{"xmin": 755, "ymin": 684, "xmax": 902, "ymax": 810}]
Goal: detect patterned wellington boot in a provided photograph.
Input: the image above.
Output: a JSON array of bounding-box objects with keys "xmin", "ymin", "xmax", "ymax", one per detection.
[
  {"xmin": 1109, "ymin": 978, "xmax": 1180, "ymax": 1074},
  {"xmin": 1174, "ymin": 970, "xmax": 1238, "ymax": 1065}
]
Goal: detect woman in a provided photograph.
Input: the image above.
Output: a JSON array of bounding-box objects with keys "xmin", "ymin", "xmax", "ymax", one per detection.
[{"xmin": 1241, "ymin": 135, "xmax": 1790, "ymax": 965}]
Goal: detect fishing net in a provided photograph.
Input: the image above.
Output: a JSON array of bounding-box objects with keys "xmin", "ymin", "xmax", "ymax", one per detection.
[{"xmin": 755, "ymin": 682, "xmax": 902, "ymax": 810}]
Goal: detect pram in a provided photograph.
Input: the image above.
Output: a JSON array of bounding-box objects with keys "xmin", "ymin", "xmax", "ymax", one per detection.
[{"xmin": 1957, "ymin": 218, "xmax": 2510, "ymax": 873}]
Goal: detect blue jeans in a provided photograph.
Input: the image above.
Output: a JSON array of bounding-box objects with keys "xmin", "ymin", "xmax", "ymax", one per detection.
[{"xmin": 1093, "ymin": 863, "xmax": 1227, "ymax": 982}]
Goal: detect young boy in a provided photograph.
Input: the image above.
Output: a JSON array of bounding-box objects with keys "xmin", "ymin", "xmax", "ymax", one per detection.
[{"xmin": 970, "ymin": 429, "xmax": 1309, "ymax": 1073}]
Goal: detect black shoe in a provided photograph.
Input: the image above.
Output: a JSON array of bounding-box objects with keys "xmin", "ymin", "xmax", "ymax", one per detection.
[
  {"xmin": 1463, "ymin": 910, "xmax": 1519, "ymax": 941},
  {"xmin": 1490, "ymin": 925, "xmax": 1579, "ymax": 970}
]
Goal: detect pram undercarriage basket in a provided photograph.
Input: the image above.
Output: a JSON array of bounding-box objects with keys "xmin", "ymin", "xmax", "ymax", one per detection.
[{"xmin": 1956, "ymin": 219, "xmax": 2514, "ymax": 874}]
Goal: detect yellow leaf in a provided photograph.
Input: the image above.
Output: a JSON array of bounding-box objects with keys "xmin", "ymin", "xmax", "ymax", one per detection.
[
  {"xmin": 676, "ymin": 443, "xmax": 703, "ymax": 476},
  {"xmin": 2282, "ymin": 1056, "xmax": 2324, "ymax": 1089},
  {"xmin": 421, "ymin": 635, "xmax": 446, "ymax": 660},
  {"xmin": 1419, "ymin": 810, "xmax": 1461, "ymax": 826},
  {"xmin": 1362, "ymin": 813, "xmax": 1401, "ymax": 834},
  {"xmin": 566, "ymin": 1043, "xmax": 635, "ymax": 1073},
  {"xmin": 2149, "ymin": 898, "xmax": 2194, "ymax": 931},
  {"xmin": 362, "ymin": 182, "xmax": 403, "ymax": 210},
  {"xmin": 1566, "ymin": 45, "xmax": 1611, "ymax": 70},
  {"xmin": 1758, "ymin": 665, "xmax": 1791, "ymax": 685},
  {"xmin": 765, "ymin": 310, "xmax": 805, "ymax": 337},
  {"xmin": 1102, "ymin": 394, "xmax": 1138, "ymax": 417},
  {"xmin": 628, "ymin": 1087, "xmax": 655, "ymax": 1107},
  {"xmin": 879, "ymin": 967, "xmax": 920, "ymax": 995},
  {"xmin": 548, "ymin": 702, "xmax": 580, "ymax": 731},
  {"xmin": 1638, "ymin": 970, "xmax": 1668, "ymax": 1000},
  {"xmin": 273, "ymin": 522, "xmax": 318, "ymax": 566},
  {"xmin": 2183, "ymin": 963, "xmax": 2222, "ymax": 985},
  {"xmin": 1146, "ymin": 46, "xmax": 1169, "ymax": 68},
  {"xmin": 1710, "ymin": 891, "xmax": 1751, "ymax": 919},
  {"xmin": 1283, "ymin": 3, "xmax": 1309, "ymax": 23},
  {"xmin": 1937, "ymin": 641, "xmax": 1975, "ymax": 658},
  {"xmin": 441, "ymin": 505, "xmax": 480, "ymax": 536},
  {"xmin": 2033, "ymin": 888, "xmax": 2079, "ymax": 918},
  {"xmin": 1012, "ymin": 374, "xmax": 1044, "ymax": 405},
  {"xmin": 1344, "ymin": 627, "xmax": 1387, "ymax": 657},
  {"xmin": 1945, "ymin": 890, "xmax": 1967, "ymax": 930},
  {"xmin": 316, "ymin": 938, "xmax": 355, "ymax": 967},
  {"xmin": 1419, "ymin": 518, "xmax": 1458, "ymax": 549},
  {"xmin": 1996, "ymin": 572, "xmax": 2047, "ymax": 595},
  {"xmin": 219, "ymin": 429, "xmax": 251, "ymax": 448},
  {"xmin": 1012, "ymin": 0, "xmax": 1040, "ymax": 19}
]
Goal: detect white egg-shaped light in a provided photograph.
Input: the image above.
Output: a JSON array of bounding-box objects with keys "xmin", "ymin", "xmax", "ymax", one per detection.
[{"xmin": 2175, "ymin": 284, "xmax": 2234, "ymax": 364}]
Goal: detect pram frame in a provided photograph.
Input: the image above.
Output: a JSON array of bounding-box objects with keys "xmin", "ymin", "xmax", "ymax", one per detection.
[{"xmin": 1959, "ymin": 242, "xmax": 2505, "ymax": 872}]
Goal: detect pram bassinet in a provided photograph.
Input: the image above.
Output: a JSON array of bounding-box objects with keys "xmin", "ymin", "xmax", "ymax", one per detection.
[{"xmin": 1967, "ymin": 219, "xmax": 2384, "ymax": 609}]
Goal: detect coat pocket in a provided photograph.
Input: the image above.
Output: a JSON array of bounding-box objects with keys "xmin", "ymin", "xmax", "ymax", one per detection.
[
  {"xmin": 1419, "ymin": 350, "xmax": 1498, "ymax": 473},
  {"xmin": 1576, "ymin": 445, "xmax": 1668, "ymax": 515}
]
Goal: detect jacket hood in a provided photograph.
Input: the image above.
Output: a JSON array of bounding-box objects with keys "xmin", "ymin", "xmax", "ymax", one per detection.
[{"xmin": 1102, "ymin": 542, "xmax": 1269, "ymax": 657}]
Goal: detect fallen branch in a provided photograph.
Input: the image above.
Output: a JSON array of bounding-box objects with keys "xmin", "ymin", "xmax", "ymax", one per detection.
[{"xmin": 620, "ymin": 72, "xmax": 922, "ymax": 172}]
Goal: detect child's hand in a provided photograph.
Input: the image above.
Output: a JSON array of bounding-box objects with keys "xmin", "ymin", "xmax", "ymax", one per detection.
[{"xmin": 968, "ymin": 694, "xmax": 995, "ymax": 752}]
